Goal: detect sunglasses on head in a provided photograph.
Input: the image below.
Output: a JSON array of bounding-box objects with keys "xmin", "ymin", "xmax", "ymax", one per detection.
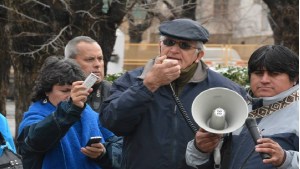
[{"xmin": 162, "ymin": 39, "xmax": 197, "ymax": 50}]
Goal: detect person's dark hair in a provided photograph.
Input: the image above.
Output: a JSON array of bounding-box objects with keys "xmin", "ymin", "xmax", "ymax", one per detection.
[
  {"xmin": 31, "ymin": 56, "xmax": 86, "ymax": 102},
  {"xmin": 64, "ymin": 36, "xmax": 97, "ymax": 59},
  {"xmin": 248, "ymin": 45, "xmax": 299, "ymax": 84}
]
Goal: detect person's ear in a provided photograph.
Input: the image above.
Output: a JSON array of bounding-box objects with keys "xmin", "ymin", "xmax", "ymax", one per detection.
[{"xmin": 194, "ymin": 50, "xmax": 204, "ymax": 63}]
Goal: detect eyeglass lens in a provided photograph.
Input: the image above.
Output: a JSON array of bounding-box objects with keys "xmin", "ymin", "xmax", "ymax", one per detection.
[{"xmin": 162, "ymin": 39, "xmax": 193, "ymax": 50}]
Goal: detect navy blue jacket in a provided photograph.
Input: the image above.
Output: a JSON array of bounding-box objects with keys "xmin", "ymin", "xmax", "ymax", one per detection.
[{"xmin": 101, "ymin": 61, "xmax": 246, "ymax": 169}]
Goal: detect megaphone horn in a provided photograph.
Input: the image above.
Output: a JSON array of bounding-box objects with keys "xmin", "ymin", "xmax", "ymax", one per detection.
[{"xmin": 192, "ymin": 87, "xmax": 248, "ymax": 134}]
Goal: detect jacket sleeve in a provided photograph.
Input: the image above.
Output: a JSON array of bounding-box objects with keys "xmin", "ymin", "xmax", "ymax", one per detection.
[
  {"xmin": 0, "ymin": 114, "xmax": 16, "ymax": 153},
  {"xmin": 278, "ymin": 150, "xmax": 299, "ymax": 169},
  {"xmin": 100, "ymin": 73, "xmax": 154, "ymax": 136},
  {"xmin": 17, "ymin": 101, "xmax": 84, "ymax": 153},
  {"xmin": 186, "ymin": 139, "xmax": 214, "ymax": 169},
  {"xmin": 93, "ymin": 135, "xmax": 123, "ymax": 169}
]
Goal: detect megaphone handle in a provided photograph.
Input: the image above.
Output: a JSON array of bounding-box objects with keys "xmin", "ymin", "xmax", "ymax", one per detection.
[
  {"xmin": 213, "ymin": 139, "xmax": 223, "ymax": 169},
  {"xmin": 169, "ymin": 84, "xmax": 198, "ymax": 134}
]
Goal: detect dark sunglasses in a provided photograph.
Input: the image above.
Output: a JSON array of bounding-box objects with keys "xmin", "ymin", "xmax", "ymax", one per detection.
[{"xmin": 162, "ymin": 39, "xmax": 197, "ymax": 50}]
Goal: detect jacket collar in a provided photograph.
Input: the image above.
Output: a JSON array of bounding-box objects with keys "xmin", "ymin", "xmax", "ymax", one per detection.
[{"xmin": 247, "ymin": 85, "xmax": 299, "ymax": 106}]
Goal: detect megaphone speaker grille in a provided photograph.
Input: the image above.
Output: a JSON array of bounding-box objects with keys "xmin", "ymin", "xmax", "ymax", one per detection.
[{"xmin": 192, "ymin": 87, "xmax": 248, "ymax": 134}]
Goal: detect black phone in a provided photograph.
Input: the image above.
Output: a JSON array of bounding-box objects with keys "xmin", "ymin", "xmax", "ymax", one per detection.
[{"xmin": 85, "ymin": 136, "xmax": 102, "ymax": 146}]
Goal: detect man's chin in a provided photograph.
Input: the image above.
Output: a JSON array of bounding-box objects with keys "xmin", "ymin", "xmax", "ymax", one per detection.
[{"xmin": 255, "ymin": 90, "xmax": 274, "ymax": 97}]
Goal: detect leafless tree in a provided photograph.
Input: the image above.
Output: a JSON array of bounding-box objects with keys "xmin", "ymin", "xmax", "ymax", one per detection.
[
  {"xmin": 263, "ymin": 0, "xmax": 299, "ymax": 54},
  {"xmin": 0, "ymin": 0, "xmax": 131, "ymax": 136},
  {"xmin": 0, "ymin": 1, "xmax": 10, "ymax": 116},
  {"xmin": 127, "ymin": 0, "xmax": 197, "ymax": 43},
  {"xmin": 127, "ymin": 0, "xmax": 299, "ymax": 52}
]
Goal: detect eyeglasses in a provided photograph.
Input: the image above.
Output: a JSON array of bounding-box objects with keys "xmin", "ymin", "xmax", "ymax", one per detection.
[{"xmin": 162, "ymin": 39, "xmax": 198, "ymax": 50}]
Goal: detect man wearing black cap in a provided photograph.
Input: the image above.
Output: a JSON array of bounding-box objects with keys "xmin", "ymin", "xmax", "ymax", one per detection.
[{"xmin": 100, "ymin": 18, "xmax": 246, "ymax": 169}]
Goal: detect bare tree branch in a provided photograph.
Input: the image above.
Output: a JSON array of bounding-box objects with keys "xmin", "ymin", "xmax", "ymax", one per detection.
[
  {"xmin": 58, "ymin": 0, "xmax": 73, "ymax": 15},
  {"xmin": 0, "ymin": 5, "xmax": 48, "ymax": 26},
  {"xmin": 11, "ymin": 25, "xmax": 69, "ymax": 56},
  {"xmin": 75, "ymin": 10, "xmax": 100, "ymax": 19},
  {"xmin": 23, "ymin": 0, "xmax": 50, "ymax": 9}
]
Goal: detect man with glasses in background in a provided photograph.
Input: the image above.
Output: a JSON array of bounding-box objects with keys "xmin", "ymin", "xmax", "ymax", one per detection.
[{"xmin": 100, "ymin": 18, "xmax": 246, "ymax": 169}]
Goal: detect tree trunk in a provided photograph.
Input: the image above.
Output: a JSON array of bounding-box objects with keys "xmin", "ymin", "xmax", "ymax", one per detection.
[
  {"xmin": 0, "ymin": 3, "xmax": 10, "ymax": 116},
  {"xmin": 263, "ymin": 0, "xmax": 299, "ymax": 54},
  {"xmin": 0, "ymin": 57, "xmax": 11, "ymax": 117},
  {"xmin": 11, "ymin": 56, "xmax": 42, "ymax": 136}
]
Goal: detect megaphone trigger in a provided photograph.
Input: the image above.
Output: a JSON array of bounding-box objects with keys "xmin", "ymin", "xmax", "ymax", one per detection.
[{"xmin": 192, "ymin": 87, "xmax": 248, "ymax": 134}]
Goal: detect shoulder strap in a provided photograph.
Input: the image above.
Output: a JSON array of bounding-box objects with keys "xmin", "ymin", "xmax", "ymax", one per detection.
[
  {"xmin": 249, "ymin": 90, "xmax": 299, "ymax": 118},
  {"xmin": 220, "ymin": 133, "xmax": 232, "ymax": 169}
]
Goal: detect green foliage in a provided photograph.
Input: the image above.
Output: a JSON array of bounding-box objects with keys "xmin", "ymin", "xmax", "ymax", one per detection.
[
  {"xmin": 214, "ymin": 65, "xmax": 250, "ymax": 88},
  {"xmin": 105, "ymin": 73, "xmax": 123, "ymax": 82}
]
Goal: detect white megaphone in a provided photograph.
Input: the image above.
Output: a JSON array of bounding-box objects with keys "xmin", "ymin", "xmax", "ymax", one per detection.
[
  {"xmin": 192, "ymin": 87, "xmax": 248, "ymax": 134},
  {"xmin": 191, "ymin": 87, "xmax": 248, "ymax": 167}
]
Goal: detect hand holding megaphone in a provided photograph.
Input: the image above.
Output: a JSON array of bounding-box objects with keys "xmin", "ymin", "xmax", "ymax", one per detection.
[
  {"xmin": 192, "ymin": 88, "xmax": 248, "ymax": 167},
  {"xmin": 194, "ymin": 128, "xmax": 222, "ymax": 153}
]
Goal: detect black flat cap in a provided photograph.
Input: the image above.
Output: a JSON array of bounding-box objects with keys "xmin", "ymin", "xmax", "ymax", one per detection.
[{"xmin": 159, "ymin": 18, "xmax": 209, "ymax": 43}]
